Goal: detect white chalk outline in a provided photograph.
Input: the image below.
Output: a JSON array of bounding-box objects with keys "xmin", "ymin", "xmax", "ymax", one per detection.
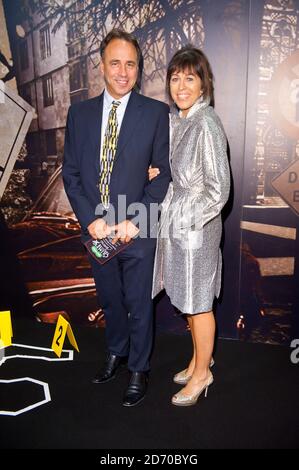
[
  {"xmin": 0, "ymin": 343, "xmax": 73, "ymax": 366},
  {"xmin": 0, "ymin": 343, "xmax": 74, "ymax": 416},
  {"xmin": 0, "ymin": 377, "xmax": 51, "ymax": 416}
]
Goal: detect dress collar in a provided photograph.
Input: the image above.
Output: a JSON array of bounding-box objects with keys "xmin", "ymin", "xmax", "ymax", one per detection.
[{"xmin": 171, "ymin": 96, "xmax": 210, "ymax": 123}]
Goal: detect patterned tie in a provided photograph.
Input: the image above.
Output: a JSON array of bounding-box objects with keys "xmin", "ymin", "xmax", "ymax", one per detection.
[{"xmin": 99, "ymin": 100, "xmax": 121, "ymax": 208}]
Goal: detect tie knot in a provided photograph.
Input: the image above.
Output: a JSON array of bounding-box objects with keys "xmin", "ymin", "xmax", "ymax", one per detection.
[{"xmin": 112, "ymin": 100, "xmax": 121, "ymax": 109}]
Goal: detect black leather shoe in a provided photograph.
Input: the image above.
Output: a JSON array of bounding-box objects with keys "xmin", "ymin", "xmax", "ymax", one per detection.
[
  {"xmin": 92, "ymin": 354, "xmax": 127, "ymax": 384},
  {"xmin": 122, "ymin": 372, "xmax": 148, "ymax": 407}
]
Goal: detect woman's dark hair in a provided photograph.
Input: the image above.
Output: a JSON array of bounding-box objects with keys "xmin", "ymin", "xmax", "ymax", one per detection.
[
  {"xmin": 100, "ymin": 28, "xmax": 142, "ymax": 66},
  {"xmin": 166, "ymin": 45, "xmax": 214, "ymax": 104}
]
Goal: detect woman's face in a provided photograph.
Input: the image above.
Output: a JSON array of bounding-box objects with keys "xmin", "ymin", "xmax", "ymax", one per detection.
[{"xmin": 170, "ymin": 69, "xmax": 203, "ymax": 117}]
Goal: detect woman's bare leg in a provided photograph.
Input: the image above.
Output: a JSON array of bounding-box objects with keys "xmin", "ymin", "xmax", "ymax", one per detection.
[
  {"xmin": 184, "ymin": 316, "xmax": 196, "ymax": 376},
  {"xmin": 180, "ymin": 311, "xmax": 215, "ymax": 395}
]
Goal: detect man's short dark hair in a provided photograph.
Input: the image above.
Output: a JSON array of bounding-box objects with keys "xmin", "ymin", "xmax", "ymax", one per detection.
[{"xmin": 100, "ymin": 28, "xmax": 142, "ymax": 66}]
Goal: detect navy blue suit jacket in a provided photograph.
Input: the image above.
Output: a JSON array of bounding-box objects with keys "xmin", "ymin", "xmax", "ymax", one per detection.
[{"xmin": 63, "ymin": 90, "xmax": 171, "ymax": 245}]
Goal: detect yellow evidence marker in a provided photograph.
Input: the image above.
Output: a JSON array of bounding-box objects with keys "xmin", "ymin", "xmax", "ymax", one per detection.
[
  {"xmin": 51, "ymin": 314, "xmax": 79, "ymax": 358},
  {"xmin": 0, "ymin": 311, "xmax": 13, "ymax": 347}
]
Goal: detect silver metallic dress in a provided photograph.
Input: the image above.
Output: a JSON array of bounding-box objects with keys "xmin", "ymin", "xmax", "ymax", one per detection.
[{"xmin": 152, "ymin": 98, "xmax": 230, "ymax": 314}]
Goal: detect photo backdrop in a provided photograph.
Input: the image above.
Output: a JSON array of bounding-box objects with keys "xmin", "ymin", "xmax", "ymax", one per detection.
[{"xmin": 1, "ymin": 0, "xmax": 298, "ymax": 344}]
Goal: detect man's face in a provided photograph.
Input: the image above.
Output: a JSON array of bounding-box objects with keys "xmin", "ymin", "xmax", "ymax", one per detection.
[{"xmin": 100, "ymin": 39, "xmax": 138, "ymax": 99}]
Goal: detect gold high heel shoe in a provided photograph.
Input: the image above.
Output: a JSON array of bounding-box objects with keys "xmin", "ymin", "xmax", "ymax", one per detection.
[
  {"xmin": 173, "ymin": 357, "xmax": 215, "ymax": 385},
  {"xmin": 171, "ymin": 373, "xmax": 214, "ymax": 407}
]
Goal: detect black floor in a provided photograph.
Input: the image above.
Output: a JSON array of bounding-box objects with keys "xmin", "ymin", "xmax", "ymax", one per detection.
[{"xmin": 0, "ymin": 318, "xmax": 298, "ymax": 449}]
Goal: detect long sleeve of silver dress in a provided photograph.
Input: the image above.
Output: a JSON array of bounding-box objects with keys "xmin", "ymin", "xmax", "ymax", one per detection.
[{"xmin": 152, "ymin": 98, "xmax": 230, "ymax": 314}]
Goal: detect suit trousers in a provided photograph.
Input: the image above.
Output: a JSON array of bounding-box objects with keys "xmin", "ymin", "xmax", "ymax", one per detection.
[{"xmin": 89, "ymin": 240, "xmax": 156, "ymax": 372}]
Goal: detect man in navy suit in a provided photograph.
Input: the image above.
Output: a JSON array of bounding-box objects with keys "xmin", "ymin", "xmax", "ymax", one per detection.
[{"xmin": 63, "ymin": 29, "xmax": 170, "ymax": 406}]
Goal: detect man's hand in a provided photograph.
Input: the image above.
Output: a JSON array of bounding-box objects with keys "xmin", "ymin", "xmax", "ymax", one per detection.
[
  {"xmin": 88, "ymin": 219, "xmax": 111, "ymax": 240},
  {"xmin": 110, "ymin": 220, "xmax": 139, "ymax": 244}
]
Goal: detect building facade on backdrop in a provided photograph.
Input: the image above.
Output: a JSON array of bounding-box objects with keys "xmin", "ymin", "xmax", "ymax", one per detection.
[{"xmin": 14, "ymin": 0, "xmax": 206, "ymax": 182}]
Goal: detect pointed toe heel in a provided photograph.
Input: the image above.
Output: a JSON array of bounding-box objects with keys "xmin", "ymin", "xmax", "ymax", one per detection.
[{"xmin": 171, "ymin": 373, "xmax": 214, "ymax": 407}]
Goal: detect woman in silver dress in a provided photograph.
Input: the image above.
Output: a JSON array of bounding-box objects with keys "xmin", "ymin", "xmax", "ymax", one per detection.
[{"xmin": 150, "ymin": 46, "xmax": 230, "ymax": 406}]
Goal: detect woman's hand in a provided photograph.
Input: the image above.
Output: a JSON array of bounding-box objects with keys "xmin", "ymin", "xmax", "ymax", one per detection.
[{"xmin": 148, "ymin": 165, "xmax": 160, "ymax": 181}]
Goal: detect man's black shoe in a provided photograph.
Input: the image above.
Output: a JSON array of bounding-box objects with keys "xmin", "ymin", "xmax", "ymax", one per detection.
[
  {"xmin": 122, "ymin": 371, "xmax": 148, "ymax": 407},
  {"xmin": 92, "ymin": 354, "xmax": 127, "ymax": 384}
]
